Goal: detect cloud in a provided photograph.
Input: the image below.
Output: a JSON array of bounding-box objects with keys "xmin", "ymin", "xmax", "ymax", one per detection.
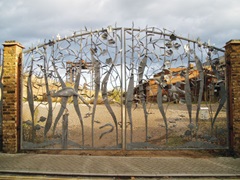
[{"xmin": 0, "ymin": 0, "xmax": 239, "ymax": 49}]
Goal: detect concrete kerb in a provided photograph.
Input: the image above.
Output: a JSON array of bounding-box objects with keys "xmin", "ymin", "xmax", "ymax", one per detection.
[{"xmin": 0, "ymin": 154, "xmax": 239, "ymax": 178}]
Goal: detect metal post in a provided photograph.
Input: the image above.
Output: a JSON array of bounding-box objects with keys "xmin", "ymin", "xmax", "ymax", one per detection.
[
  {"xmin": 62, "ymin": 110, "xmax": 69, "ymax": 149},
  {"xmin": 122, "ymin": 28, "xmax": 126, "ymax": 150}
]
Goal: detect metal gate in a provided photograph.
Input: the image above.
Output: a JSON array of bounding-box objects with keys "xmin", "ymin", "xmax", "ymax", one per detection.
[{"xmin": 21, "ymin": 26, "xmax": 228, "ymax": 150}]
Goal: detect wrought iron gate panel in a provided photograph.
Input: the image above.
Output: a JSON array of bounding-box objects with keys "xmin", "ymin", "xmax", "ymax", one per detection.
[
  {"xmin": 123, "ymin": 27, "xmax": 227, "ymax": 149},
  {"xmin": 22, "ymin": 27, "xmax": 123, "ymax": 149},
  {"xmin": 21, "ymin": 26, "xmax": 228, "ymax": 150}
]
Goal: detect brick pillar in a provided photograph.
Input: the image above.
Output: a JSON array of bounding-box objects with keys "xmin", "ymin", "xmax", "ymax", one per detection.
[
  {"xmin": 2, "ymin": 41, "xmax": 24, "ymax": 153},
  {"xmin": 225, "ymin": 40, "xmax": 240, "ymax": 156},
  {"xmin": 0, "ymin": 49, "xmax": 3, "ymax": 151}
]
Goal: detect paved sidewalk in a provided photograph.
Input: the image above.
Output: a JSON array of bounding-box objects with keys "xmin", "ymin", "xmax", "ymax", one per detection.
[{"xmin": 0, "ymin": 153, "xmax": 240, "ymax": 178}]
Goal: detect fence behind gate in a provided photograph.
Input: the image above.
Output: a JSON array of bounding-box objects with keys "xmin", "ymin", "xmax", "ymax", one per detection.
[{"xmin": 21, "ymin": 26, "xmax": 228, "ymax": 150}]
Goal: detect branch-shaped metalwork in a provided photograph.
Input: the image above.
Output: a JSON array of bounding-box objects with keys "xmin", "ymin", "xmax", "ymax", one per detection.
[
  {"xmin": 138, "ymin": 56, "xmax": 148, "ymax": 141},
  {"xmin": 42, "ymin": 46, "xmax": 53, "ymax": 139},
  {"xmin": 156, "ymin": 80, "xmax": 168, "ymax": 144},
  {"xmin": 91, "ymin": 58, "xmax": 101, "ymax": 147},
  {"xmin": 51, "ymin": 59, "xmax": 67, "ymax": 136},
  {"xmin": 22, "ymin": 26, "xmax": 226, "ymax": 150},
  {"xmin": 99, "ymin": 123, "xmax": 114, "ymax": 140},
  {"xmin": 101, "ymin": 64, "xmax": 118, "ymax": 145},
  {"xmin": 73, "ymin": 61, "xmax": 85, "ymax": 147},
  {"xmin": 126, "ymin": 65, "xmax": 134, "ymax": 144},
  {"xmin": 27, "ymin": 56, "xmax": 35, "ymax": 142},
  {"xmin": 208, "ymin": 55, "xmax": 227, "ymax": 131},
  {"xmin": 194, "ymin": 55, "xmax": 204, "ymax": 129},
  {"xmin": 184, "ymin": 44, "xmax": 192, "ymax": 124}
]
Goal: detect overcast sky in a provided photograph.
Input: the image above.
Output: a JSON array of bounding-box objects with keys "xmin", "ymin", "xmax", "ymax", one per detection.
[{"xmin": 0, "ymin": 0, "xmax": 239, "ymax": 50}]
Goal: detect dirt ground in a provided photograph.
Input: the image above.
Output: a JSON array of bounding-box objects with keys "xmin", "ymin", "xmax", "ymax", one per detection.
[{"xmin": 22, "ymin": 101, "xmax": 228, "ymax": 157}]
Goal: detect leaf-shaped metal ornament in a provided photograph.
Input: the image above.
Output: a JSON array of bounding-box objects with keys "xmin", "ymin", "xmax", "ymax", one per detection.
[
  {"xmin": 165, "ymin": 41, "xmax": 172, "ymax": 48},
  {"xmin": 51, "ymin": 59, "xmax": 69, "ymax": 136},
  {"xmin": 52, "ymin": 97, "xmax": 68, "ymax": 135},
  {"xmin": 27, "ymin": 59, "xmax": 35, "ymax": 142},
  {"xmin": 108, "ymin": 39, "xmax": 115, "ymax": 44},
  {"xmin": 184, "ymin": 44, "xmax": 193, "ymax": 54},
  {"xmin": 173, "ymin": 43, "xmax": 181, "ymax": 49},
  {"xmin": 157, "ymin": 81, "xmax": 168, "ymax": 144},
  {"xmin": 107, "ymin": 25, "xmax": 113, "ymax": 33},
  {"xmin": 106, "ymin": 58, "xmax": 112, "ymax": 64},
  {"xmin": 91, "ymin": 58, "xmax": 101, "ymax": 147},
  {"xmin": 101, "ymin": 64, "xmax": 118, "ymax": 145},
  {"xmin": 73, "ymin": 63, "xmax": 84, "ymax": 146},
  {"xmin": 138, "ymin": 56, "xmax": 149, "ymax": 141},
  {"xmin": 211, "ymin": 82, "xmax": 226, "ymax": 129},
  {"xmin": 170, "ymin": 33, "xmax": 177, "ymax": 41},
  {"xmin": 166, "ymin": 49, "xmax": 173, "ymax": 56},
  {"xmin": 126, "ymin": 67, "xmax": 134, "ymax": 143},
  {"xmin": 194, "ymin": 55, "xmax": 204, "ymax": 129},
  {"xmin": 42, "ymin": 48, "xmax": 53, "ymax": 139},
  {"xmin": 185, "ymin": 59, "xmax": 192, "ymax": 124},
  {"xmin": 52, "ymin": 61, "xmax": 66, "ymax": 88},
  {"xmin": 208, "ymin": 57, "xmax": 227, "ymax": 130},
  {"xmin": 101, "ymin": 32, "xmax": 108, "ymax": 40}
]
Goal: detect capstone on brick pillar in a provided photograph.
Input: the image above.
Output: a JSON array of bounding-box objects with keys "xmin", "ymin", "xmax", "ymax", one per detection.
[
  {"xmin": 2, "ymin": 41, "xmax": 24, "ymax": 153},
  {"xmin": 225, "ymin": 40, "xmax": 240, "ymax": 156}
]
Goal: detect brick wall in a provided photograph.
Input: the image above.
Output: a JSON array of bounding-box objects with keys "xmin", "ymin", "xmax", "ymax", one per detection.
[
  {"xmin": 0, "ymin": 53, "xmax": 2, "ymax": 151},
  {"xmin": 225, "ymin": 40, "xmax": 240, "ymax": 155},
  {"xmin": 2, "ymin": 41, "xmax": 24, "ymax": 153}
]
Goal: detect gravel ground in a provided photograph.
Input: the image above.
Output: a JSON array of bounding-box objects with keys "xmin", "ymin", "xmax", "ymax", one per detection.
[{"xmin": 22, "ymin": 101, "xmax": 227, "ymax": 150}]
